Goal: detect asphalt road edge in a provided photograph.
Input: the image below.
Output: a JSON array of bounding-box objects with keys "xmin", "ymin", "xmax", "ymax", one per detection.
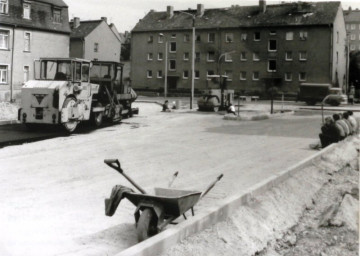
[{"xmin": 116, "ymin": 140, "xmax": 341, "ymax": 256}]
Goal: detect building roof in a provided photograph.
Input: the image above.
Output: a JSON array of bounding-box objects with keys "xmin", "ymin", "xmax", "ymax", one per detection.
[
  {"xmin": 1, "ymin": 0, "xmax": 70, "ymax": 34},
  {"xmin": 132, "ymin": 1, "xmax": 341, "ymax": 32},
  {"xmin": 343, "ymin": 9, "xmax": 360, "ymax": 23},
  {"xmin": 70, "ymin": 20, "xmax": 103, "ymax": 39}
]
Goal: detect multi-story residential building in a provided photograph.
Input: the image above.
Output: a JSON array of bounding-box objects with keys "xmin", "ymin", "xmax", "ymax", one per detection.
[
  {"xmin": 131, "ymin": 1, "xmax": 347, "ymax": 97},
  {"xmin": 343, "ymin": 8, "xmax": 360, "ymax": 52},
  {"xmin": 70, "ymin": 17, "xmax": 121, "ymax": 62},
  {"xmin": 0, "ymin": 0, "xmax": 70, "ymax": 101}
]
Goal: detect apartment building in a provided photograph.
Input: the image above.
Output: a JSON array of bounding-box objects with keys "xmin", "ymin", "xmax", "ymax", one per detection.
[
  {"xmin": 343, "ymin": 8, "xmax": 360, "ymax": 52},
  {"xmin": 131, "ymin": 1, "xmax": 346, "ymax": 97},
  {"xmin": 0, "ymin": 0, "xmax": 70, "ymax": 101}
]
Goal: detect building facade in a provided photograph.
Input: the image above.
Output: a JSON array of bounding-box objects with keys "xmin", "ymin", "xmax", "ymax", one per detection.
[
  {"xmin": 131, "ymin": 1, "xmax": 347, "ymax": 97},
  {"xmin": 343, "ymin": 8, "xmax": 360, "ymax": 52},
  {"xmin": 70, "ymin": 17, "xmax": 121, "ymax": 62},
  {"xmin": 0, "ymin": 0, "xmax": 70, "ymax": 101}
]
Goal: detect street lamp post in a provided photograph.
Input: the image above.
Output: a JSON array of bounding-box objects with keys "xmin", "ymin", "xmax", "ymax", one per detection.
[{"xmin": 179, "ymin": 11, "xmax": 195, "ymax": 109}]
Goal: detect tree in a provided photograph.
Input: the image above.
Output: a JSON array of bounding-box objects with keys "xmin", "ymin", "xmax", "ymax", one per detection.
[{"xmin": 267, "ymin": 86, "xmax": 279, "ymax": 114}]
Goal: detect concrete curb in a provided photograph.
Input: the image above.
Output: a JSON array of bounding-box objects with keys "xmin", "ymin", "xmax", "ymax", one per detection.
[{"xmin": 116, "ymin": 142, "xmax": 339, "ymax": 256}]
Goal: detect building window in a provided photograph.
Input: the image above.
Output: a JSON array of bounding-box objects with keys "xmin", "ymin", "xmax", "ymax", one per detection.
[
  {"xmin": 269, "ymin": 30, "xmax": 276, "ymax": 35},
  {"xmin": 158, "ymin": 35, "xmax": 164, "ymax": 43},
  {"xmin": 299, "ymin": 31, "xmax": 308, "ymax": 40},
  {"xmin": 346, "ymin": 24, "xmax": 350, "ymax": 30},
  {"xmin": 351, "ymin": 24, "xmax": 356, "ymax": 30},
  {"xmin": 207, "ymin": 70, "xmax": 215, "ymax": 79},
  {"xmin": 183, "ymin": 52, "xmax": 189, "ymax": 61},
  {"xmin": 241, "ymin": 33, "xmax": 247, "ymax": 41},
  {"xmin": 171, "ymin": 34, "xmax": 176, "ymax": 38},
  {"xmin": 94, "ymin": 43, "xmax": 99, "ymax": 52},
  {"xmin": 23, "ymin": 3, "xmax": 31, "ymax": 19},
  {"xmin": 254, "ymin": 32, "xmax": 260, "ymax": 41},
  {"xmin": 195, "ymin": 52, "xmax": 200, "ymax": 62},
  {"xmin": 147, "ymin": 35, "xmax": 153, "ymax": 43},
  {"xmin": 169, "ymin": 60, "xmax": 176, "ymax": 71},
  {"xmin": 157, "ymin": 70, "xmax": 162, "ymax": 78},
  {"xmin": 169, "ymin": 42, "xmax": 176, "ymax": 52},
  {"xmin": 225, "ymin": 33, "xmax": 234, "ymax": 43},
  {"xmin": 285, "ymin": 72, "xmax": 292, "ymax": 81},
  {"xmin": 285, "ymin": 51, "xmax": 293, "ymax": 61},
  {"xmin": 336, "ymin": 31, "xmax": 339, "ymax": 43},
  {"xmin": 23, "ymin": 66, "xmax": 30, "ymax": 83},
  {"xmin": 252, "ymin": 71, "xmax": 259, "ymax": 81},
  {"xmin": 207, "ymin": 51, "xmax": 215, "ymax": 62},
  {"xmin": 224, "ymin": 70, "xmax": 232, "ymax": 81},
  {"xmin": 147, "ymin": 70, "xmax": 152, "ymax": 78},
  {"xmin": 336, "ymin": 51, "xmax": 338, "ymax": 63},
  {"xmin": 351, "ymin": 34, "xmax": 356, "ymax": 40},
  {"xmin": 0, "ymin": 29, "xmax": 9, "ymax": 49},
  {"xmin": 183, "ymin": 70, "xmax": 189, "ymax": 79},
  {"xmin": 240, "ymin": 71, "xmax": 246, "ymax": 80},
  {"xmin": 24, "ymin": 32, "xmax": 31, "ymax": 52},
  {"xmin": 299, "ymin": 72, "xmax": 306, "ymax": 81},
  {"xmin": 0, "ymin": 65, "xmax": 8, "ymax": 83},
  {"xmin": 147, "ymin": 53, "xmax": 153, "ymax": 61},
  {"xmin": 53, "ymin": 9, "xmax": 61, "ymax": 23},
  {"xmin": 196, "ymin": 34, "xmax": 201, "ymax": 42},
  {"xmin": 208, "ymin": 33, "xmax": 215, "ymax": 43},
  {"xmin": 184, "ymin": 34, "xmax": 190, "ymax": 42},
  {"xmin": 253, "ymin": 52, "xmax": 260, "ymax": 61},
  {"xmin": 268, "ymin": 60, "xmax": 276, "ymax": 72},
  {"xmin": 225, "ymin": 53, "xmax": 233, "ymax": 62},
  {"xmin": 158, "ymin": 52, "xmax": 163, "ymax": 61},
  {"xmin": 194, "ymin": 70, "xmax": 200, "ymax": 79},
  {"xmin": 299, "ymin": 51, "xmax": 307, "ymax": 61},
  {"xmin": 268, "ymin": 39, "xmax": 277, "ymax": 51},
  {"xmin": 240, "ymin": 52, "xmax": 247, "ymax": 61},
  {"xmin": 0, "ymin": 0, "xmax": 9, "ymax": 14},
  {"xmin": 350, "ymin": 44, "xmax": 355, "ymax": 51},
  {"xmin": 286, "ymin": 31, "xmax": 294, "ymax": 40}
]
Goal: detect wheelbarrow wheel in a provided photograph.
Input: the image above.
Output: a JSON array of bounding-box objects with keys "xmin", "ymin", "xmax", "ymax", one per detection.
[{"xmin": 137, "ymin": 208, "xmax": 158, "ymax": 242}]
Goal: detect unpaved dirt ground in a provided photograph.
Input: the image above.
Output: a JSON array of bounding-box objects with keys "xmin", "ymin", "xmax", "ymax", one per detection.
[{"xmin": 162, "ymin": 136, "xmax": 359, "ymax": 256}]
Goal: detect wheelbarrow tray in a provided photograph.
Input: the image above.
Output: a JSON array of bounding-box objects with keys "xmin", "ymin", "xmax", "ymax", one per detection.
[{"xmin": 125, "ymin": 188, "xmax": 201, "ymax": 218}]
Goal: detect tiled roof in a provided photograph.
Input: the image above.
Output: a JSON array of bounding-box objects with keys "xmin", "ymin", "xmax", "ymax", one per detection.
[
  {"xmin": 343, "ymin": 10, "xmax": 360, "ymax": 23},
  {"xmin": 70, "ymin": 20, "xmax": 102, "ymax": 39},
  {"xmin": 1, "ymin": 0, "xmax": 70, "ymax": 34},
  {"xmin": 132, "ymin": 1, "xmax": 341, "ymax": 32}
]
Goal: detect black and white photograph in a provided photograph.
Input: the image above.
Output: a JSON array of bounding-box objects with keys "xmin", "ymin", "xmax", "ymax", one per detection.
[{"xmin": 0, "ymin": 0, "xmax": 359, "ymax": 255}]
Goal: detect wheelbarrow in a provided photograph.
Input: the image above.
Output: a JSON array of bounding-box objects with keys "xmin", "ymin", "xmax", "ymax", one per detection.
[{"xmin": 104, "ymin": 159, "xmax": 223, "ymax": 242}]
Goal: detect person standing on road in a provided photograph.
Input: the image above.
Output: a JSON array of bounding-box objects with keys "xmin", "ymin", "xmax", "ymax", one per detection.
[
  {"xmin": 333, "ymin": 114, "xmax": 346, "ymax": 141},
  {"xmin": 162, "ymin": 100, "xmax": 171, "ymax": 112}
]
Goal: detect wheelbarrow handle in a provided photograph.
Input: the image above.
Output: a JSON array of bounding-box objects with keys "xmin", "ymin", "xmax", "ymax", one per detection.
[
  {"xmin": 104, "ymin": 159, "xmax": 123, "ymax": 174},
  {"xmin": 200, "ymin": 173, "xmax": 224, "ymax": 199}
]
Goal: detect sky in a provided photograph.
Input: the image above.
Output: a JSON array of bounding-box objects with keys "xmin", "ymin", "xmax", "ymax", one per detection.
[{"xmin": 65, "ymin": 0, "xmax": 360, "ymax": 33}]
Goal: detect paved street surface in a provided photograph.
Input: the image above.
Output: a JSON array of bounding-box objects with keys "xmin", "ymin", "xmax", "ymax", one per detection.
[{"xmin": 0, "ymin": 102, "xmax": 350, "ymax": 256}]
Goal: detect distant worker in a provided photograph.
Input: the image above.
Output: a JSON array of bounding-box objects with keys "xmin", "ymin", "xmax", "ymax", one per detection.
[
  {"xmin": 348, "ymin": 85, "xmax": 355, "ymax": 105},
  {"xmin": 162, "ymin": 100, "xmax": 171, "ymax": 112},
  {"xmin": 227, "ymin": 103, "xmax": 236, "ymax": 116}
]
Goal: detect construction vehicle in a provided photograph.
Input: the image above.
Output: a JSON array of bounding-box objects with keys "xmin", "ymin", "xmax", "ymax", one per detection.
[
  {"xmin": 18, "ymin": 58, "xmax": 137, "ymax": 133},
  {"xmin": 197, "ymin": 75, "xmax": 234, "ymax": 112}
]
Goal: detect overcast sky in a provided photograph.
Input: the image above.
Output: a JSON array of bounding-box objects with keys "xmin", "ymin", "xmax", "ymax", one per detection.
[{"xmin": 65, "ymin": 0, "xmax": 360, "ymax": 32}]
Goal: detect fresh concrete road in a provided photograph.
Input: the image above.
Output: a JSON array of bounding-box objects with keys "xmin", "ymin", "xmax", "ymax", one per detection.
[{"xmin": 0, "ymin": 102, "xmax": 325, "ymax": 256}]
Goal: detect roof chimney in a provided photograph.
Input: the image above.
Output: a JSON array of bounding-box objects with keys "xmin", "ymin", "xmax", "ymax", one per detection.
[
  {"xmin": 167, "ymin": 6, "xmax": 174, "ymax": 19},
  {"xmin": 73, "ymin": 17, "xmax": 80, "ymax": 28},
  {"xmin": 197, "ymin": 4, "xmax": 204, "ymax": 17},
  {"xmin": 259, "ymin": 0, "xmax": 266, "ymax": 13},
  {"xmin": 101, "ymin": 17, "xmax": 108, "ymax": 24}
]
